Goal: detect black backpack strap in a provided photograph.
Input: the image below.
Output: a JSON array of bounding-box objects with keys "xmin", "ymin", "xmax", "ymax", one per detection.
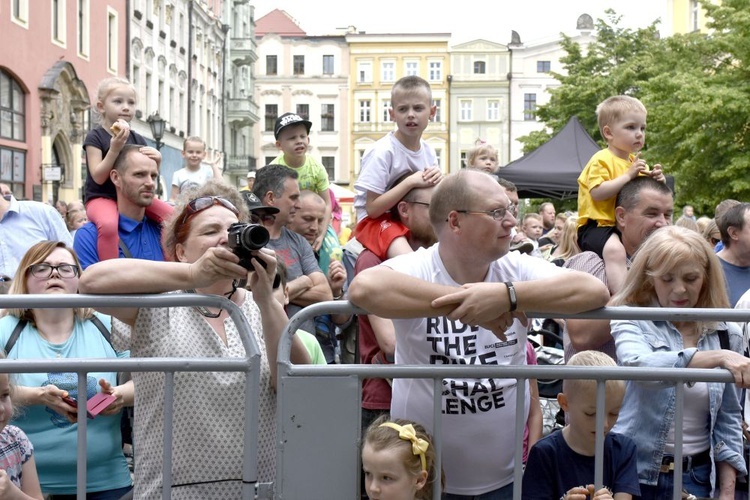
[
  {"xmin": 718, "ymin": 329, "xmax": 729, "ymax": 350},
  {"xmin": 4, "ymin": 319, "xmax": 28, "ymax": 355},
  {"xmin": 89, "ymin": 315, "xmax": 113, "ymax": 348},
  {"xmin": 118, "ymin": 239, "xmax": 133, "ymax": 259}
]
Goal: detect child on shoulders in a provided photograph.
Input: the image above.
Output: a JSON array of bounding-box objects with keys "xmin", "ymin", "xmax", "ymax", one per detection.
[
  {"xmin": 577, "ymin": 95, "xmax": 665, "ymax": 294},
  {"xmin": 522, "ymin": 350, "xmax": 639, "ymax": 500},
  {"xmin": 354, "ymin": 76, "xmax": 442, "ymax": 261}
]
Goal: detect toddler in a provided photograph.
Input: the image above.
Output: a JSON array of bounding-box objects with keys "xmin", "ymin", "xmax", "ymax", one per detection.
[
  {"xmin": 362, "ymin": 415, "xmax": 441, "ymax": 500},
  {"xmin": 521, "ymin": 213, "xmax": 544, "ymax": 258},
  {"xmin": 0, "ymin": 352, "xmax": 43, "ymax": 499},
  {"xmin": 467, "ymin": 140, "xmax": 499, "ymax": 174},
  {"xmin": 83, "ymin": 77, "xmax": 172, "ymax": 261},
  {"xmin": 522, "ymin": 350, "xmax": 639, "ymax": 499},
  {"xmin": 170, "ymin": 136, "xmax": 223, "ymax": 200},
  {"xmin": 577, "ymin": 95, "xmax": 665, "ymax": 294}
]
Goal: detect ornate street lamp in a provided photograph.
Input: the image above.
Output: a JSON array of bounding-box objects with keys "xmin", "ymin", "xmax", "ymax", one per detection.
[{"xmin": 147, "ymin": 112, "xmax": 166, "ymax": 151}]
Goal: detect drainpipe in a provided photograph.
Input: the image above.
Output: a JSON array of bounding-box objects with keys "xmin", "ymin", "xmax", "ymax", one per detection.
[
  {"xmin": 187, "ymin": 0, "xmax": 193, "ymax": 134},
  {"xmin": 125, "ymin": 0, "xmax": 131, "ymax": 79}
]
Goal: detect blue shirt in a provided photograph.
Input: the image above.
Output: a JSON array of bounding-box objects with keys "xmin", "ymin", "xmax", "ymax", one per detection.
[
  {"xmin": 0, "ymin": 313, "xmax": 132, "ymax": 493},
  {"xmin": 611, "ymin": 314, "xmax": 746, "ymax": 487},
  {"xmin": 74, "ymin": 213, "xmax": 164, "ymax": 269},
  {"xmin": 0, "ymin": 197, "xmax": 73, "ymax": 278}
]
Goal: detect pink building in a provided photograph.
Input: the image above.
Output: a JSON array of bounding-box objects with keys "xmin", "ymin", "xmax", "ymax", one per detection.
[{"xmin": 0, "ymin": 0, "xmax": 127, "ymax": 203}]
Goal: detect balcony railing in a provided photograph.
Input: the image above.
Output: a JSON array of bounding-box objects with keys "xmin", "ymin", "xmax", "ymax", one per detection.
[{"xmin": 230, "ymin": 37, "xmax": 258, "ymax": 66}]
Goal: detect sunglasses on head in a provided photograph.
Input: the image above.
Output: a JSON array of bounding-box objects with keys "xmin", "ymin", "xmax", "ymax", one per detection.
[{"xmin": 182, "ymin": 196, "xmax": 239, "ymax": 225}]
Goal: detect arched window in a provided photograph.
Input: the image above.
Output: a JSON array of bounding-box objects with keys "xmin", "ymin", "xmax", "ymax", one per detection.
[{"xmin": 0, "ymin": 69, "xmax": 25, "ymax": 141}]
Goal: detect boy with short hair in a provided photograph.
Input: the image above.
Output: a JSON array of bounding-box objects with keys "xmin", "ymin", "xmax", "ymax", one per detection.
[
  {"xmin": 271, "ymin": 112, "xmax": 332, "ymax": 251},
  {"xmin": 522, "ymin": 351, "xmax": 640, "ymax": 500},
  {"xmin": 170, "ymin": 136, "xmax": 223, "ymax": 200},
  {"xmin": 577, "ymin": 95, "xmax": 665, "ymax": 294},
  {"xmin": 521, "ymin": 213, "xmax": 544, "ymax": 258},
  {"xmin": 353, "ymin": 76, "xmax": 442, "ymax": 260}
]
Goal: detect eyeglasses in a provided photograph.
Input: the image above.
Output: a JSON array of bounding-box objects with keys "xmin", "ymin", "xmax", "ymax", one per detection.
[
  {"xmin": 250, "ymin": 212, "xmax": 276, "ymax": 224},
  {"xmin": 408, "ymin": 201, "xmax": 430, "ymax": 208},
  {"xmin": 450, "ymin": 204, "xmax": 517, "ymax": 222},
  {"xmin": 182, "ymin": 196, "xmax": 239, "ymax": 224},
  {"xmin": 28, "ymin": 263, "xmax": 79, "ymax": 279}
]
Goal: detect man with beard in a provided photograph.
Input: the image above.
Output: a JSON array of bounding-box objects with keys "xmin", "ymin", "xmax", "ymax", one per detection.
[{"xmin": 75, "ymin": 145, "xmax": 168, "ymax": 268}]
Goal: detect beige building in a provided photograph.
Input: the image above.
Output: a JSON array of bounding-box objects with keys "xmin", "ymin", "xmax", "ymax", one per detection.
[
  {"xmin": 449, "ymin": 39, "xmax": 511, "ymax": 171},
  {"xmin": 665, "ymin": 0, "xmax": 712, "ymax": 34},
  {"xmin": 346, "ymin": 32, "xmax": 451, "ymax": 185}
]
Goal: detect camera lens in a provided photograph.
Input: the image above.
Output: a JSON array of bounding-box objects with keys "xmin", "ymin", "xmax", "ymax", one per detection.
[{"xmin": 237, "ymin": 224, "xmax": 269, "ymax": 250}]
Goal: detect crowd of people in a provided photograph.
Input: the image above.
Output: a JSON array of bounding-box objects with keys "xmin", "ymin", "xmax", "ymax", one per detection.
[{"xmin": 0, "ymin": 73, "xmax": 749, "ymax": 500}]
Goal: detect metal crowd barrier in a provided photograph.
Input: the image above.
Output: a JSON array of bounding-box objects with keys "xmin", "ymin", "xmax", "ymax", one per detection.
[
  {"xmin": 0, "ymin": 294, "xmax": 265, "ymax": 500},
  {"xmin": 277, "ymin": 302, "xmax": 750, "ymax": 500}
]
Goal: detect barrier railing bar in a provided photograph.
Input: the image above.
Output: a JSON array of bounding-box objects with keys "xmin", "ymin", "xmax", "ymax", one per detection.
[
  {"xmin": 595, "ymin": 381, "xmax": 605, "ymax": 493},
  {"xmin": 674, "ymin": 383, "xmax": 685, "ymax": 500},
  {"xmin": 0, "ymin": 294, "xmax": 263, "ymax": 500},
  {"xmin": 432, "ymin": 378, "xmax": 442, "ymax": 500},
  {"xmin": 162, "ymin": 371, "xmax": 176, "ymax": 500},
  {"xmin": 512, "ymin": 377, "xmax": 526, "ymax": 500}
]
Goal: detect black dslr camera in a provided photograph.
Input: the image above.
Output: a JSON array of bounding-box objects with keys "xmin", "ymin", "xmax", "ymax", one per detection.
[{"xmin": 227, "ymin": 222, "xmax": 270, "ymax": 269}]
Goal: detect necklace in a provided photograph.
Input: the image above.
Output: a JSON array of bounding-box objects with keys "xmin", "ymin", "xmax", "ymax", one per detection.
[{"xmin": 186, "ymin": 281, "xmax": 238, "ymax": 319}]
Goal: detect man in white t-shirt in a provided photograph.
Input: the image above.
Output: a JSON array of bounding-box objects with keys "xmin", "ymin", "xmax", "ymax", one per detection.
[{"xmin": 349, "ymin": 170, "xmax": 609, "ymax": 498}]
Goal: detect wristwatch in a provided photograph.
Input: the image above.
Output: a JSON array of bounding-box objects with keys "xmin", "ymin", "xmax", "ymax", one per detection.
[{"xmin": 504, "ymin": 281, "xmax": 517, "ymax": 312}]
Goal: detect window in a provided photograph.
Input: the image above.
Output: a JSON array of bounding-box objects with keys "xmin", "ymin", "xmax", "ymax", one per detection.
[
  {"xmin": 474, "ymin": 61, "xmax": 486, "ymax": 74},
  {"xmin": 432, "ymin": 99, "xmax": 441, "ymax": 123},
  {"xmin": 107, "ymin": 9, "xmax": 118, "ymax": 72},
  {"xmin": 77, "ymin": 0, "xmax": 90, "ymax": 57},
  {"xmin": 0, "ymin": 70, "xmax": 26, "ymax": 141},
  {"xmin": 321, "ymin": 157, "xmax": 335, "ymax": 180},
  {"xmin": 405, "ymin": 61, "xmax": 418, "ymax": 76},
  {"xmin": 321, "ymin": 104, "xmax": 335, "ymax": 132},
  {"xmin": 357, "ymin": 61, "xmax": 372, "ymax": 83},
  {"xmin": 52, "ymin": 0, "xmax": 67, "ymax": 45},
  {"xmin": 265, "ymin": 156, "xmax": 276, "ymax": 166},
  {"xmin": 459, "ymin": 100, "xmax": 472, "ymax": 121},
  {"xmin": 265, "ymin": 104, "xmax": 278, "ymax": 132},
  {"xmin": 12, "ymin": 0, "xmax": 29, "ymax": 24},
  {"xmin": 487, "ymin": 100, "xmax": 500, "ymax": 121},
  {"xmin": 296, "ymin": 104, "xmax": 309, "ymax": 121},
  {"xmin": 293, "ymin": 55, "xmax": 305, "ymax": 75},
  {"xmin": 434, "ymin": 149, "xmax": 442, "ymax": 170},
  {"xmin": 536, "ymin": 60, "xmax": 551, "ymax": 73},
  {"xmin": 382, "ymin": 99, "xmax": 391, "ymax": 123},
  {"xmin": 359, "ymin": 100, "xmax": 371, "ymax": 123},
  {"xmin": 0, "ymin": 148, "xmax": 26, "ymax": 195},
  {"xmin": 429, "ymin": 61, "xmax": 442, "ymax": 82},
  {"xmin": 381, "ymin": 61, "xmax": 395, "ymax": 82},
  {"xmin": 460, "ymin": 151, "xmax": 468, "ymax": 169},
  {"xmin": 266, "ymin": 55, "xmax": 277, "ymax": 76},
  {"xmin": 145, "ymin": 72, "xmax": 152, "ymax": 116},
  {"xmin": 524, "ymin": 93, "xmax": 537, "ymax": 121},
  {"xmin": 322, "ymin": 55, "xmax": 334, "ymax": 75},
  {"xmin": 691, "ymin": 0, "xmax": 699, "ymax": 31}
]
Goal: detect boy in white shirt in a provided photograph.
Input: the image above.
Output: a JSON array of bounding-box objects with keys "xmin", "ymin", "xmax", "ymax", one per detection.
[{"xmin": 170, "ymin": 136, "xmax": 222, "ymax": 200}]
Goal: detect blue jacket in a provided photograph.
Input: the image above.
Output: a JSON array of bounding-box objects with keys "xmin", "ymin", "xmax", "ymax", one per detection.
[{"xmin": 611, "ymin": 314, "xmax": 746, "ymax": 488}]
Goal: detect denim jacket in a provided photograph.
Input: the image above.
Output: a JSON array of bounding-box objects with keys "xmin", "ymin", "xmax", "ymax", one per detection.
[{"xmin": 611, "ymin": 315, "xmax": 747, "ymax": 487}]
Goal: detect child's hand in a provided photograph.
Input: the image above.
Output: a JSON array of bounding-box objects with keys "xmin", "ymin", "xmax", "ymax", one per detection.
[
  {"xmin": 591, "ymin": 486, "xmax": 614, "ymax": 499},
  {"xmin": 563, "ymin": 486, "xmax": 592, "ymax": 499},
  {"xmin": 139, "ymin": 146, "xmax": 162, "ymax": 167},
  {"xmin": 648, "ymin": 163, "xmax": 666, "ymax": 183},
  {"xmin": 312, "ymin": 233, "xmax": 324, "ymax": 252},
  {"xmin": 627, "ymin": 152, "xmax": 648, "ymax": 179},
  {"xmin": 109, "ymin": 119, "xmax": 130, "ymax": 152},
  {"xmin": 422, "ymin": 166, "xmax": 443, "ymax": 185},
  {"xmin": 327, "ymin": 259, "xmax": 347, "ymax": 297}
]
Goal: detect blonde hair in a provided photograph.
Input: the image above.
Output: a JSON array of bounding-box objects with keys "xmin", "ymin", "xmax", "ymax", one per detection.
[
  {"xmin": 467, "ymin": 141, "xmax": 498, "ymax": 170},
  {"xmin": 363, "ymin": 415, "xmax": 441, "ymax": 500},
  {"xmin": 675, "ymin": 216, "xmax": 699, "ymax": 232},
  {"xmin": 596, "ymin": 95, "xmax": 647, "ymax": 138},
  {"xmin": 3, "ymin": 241, "xmax": 93, "ymax": 323},
  {"xmin": 183, "ymin": 136, "xmax": 207, "ymax": 151},
  {"xmin": 95, "ymin": 77, "xmax": 136, "ymax": 126},
  {"xmin": 564, "ymin": 350, "xmax": 623, "ymax": 396},
  {"xmin": 552, "ymin": 216, "xmax": 580, "ymax": 262},
  {"xmin": 611, "ymin": 226, "xmax": 728, "ymax": 329}
]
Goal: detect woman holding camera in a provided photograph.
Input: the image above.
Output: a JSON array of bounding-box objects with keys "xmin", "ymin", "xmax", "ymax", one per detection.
[{"xmin": 79, "ymin": 181, "xmax": 310, "ymax": 499}]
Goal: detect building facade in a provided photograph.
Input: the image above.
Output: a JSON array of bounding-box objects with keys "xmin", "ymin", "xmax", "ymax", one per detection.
[
  {"xmin": 449, "ymin": 39, "xmax": 511, "ymax": 172},
  {"xmin": 0, "ymin": 0, "xmax": 128, "ymax": 204},
  {"xmin": 508, "ymin": 15, "xmax": 594, "ymax": 161},
  {"xmin": 254, "ymin": 10, "xmax": 350, "ymax": 187},
  {"xmin": 346, "ymin": 32, "xmax": 451, "ymax": 184}
]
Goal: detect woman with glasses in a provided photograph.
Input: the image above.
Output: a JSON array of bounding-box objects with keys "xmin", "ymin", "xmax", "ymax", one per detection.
[
  {"xmin": 0, "ymin": 241, "xmax": 133, "ymax": 499},
  {"xmin": 79, "ymin": 180, "xmax": 310, "ymax": 499}
]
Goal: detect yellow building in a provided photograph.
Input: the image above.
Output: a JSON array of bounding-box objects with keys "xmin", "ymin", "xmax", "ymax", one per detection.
[
  {"xmin": 345, "ymin": 32, "xmax": 451, "ymax": 190},
  {"xmin": 668, "ymin": 0, "xmax": 715, "ymax": 34}
]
